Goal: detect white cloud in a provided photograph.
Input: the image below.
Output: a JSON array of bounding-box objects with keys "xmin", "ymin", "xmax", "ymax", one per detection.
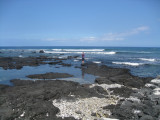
[
  {"xmin": 81, "ymin": 26, "xmax": 149, "ymax": 41},
  {"xmin": 130, "ymin": 26, "xmax": 149, "ymax": 35},
  {"xmin": 135, "ymin": 26, "xmax": 149, "ymax": 31},
  {"xmin": 80, "ymin": 37, "xmax": 97, "ymax": 41},
  {"xmin": 100, "ymin": 33, "xmax": 125, "ymax": 41},
  {"xmin": 41, "ymin": 26, "xmax": 149, "ymax": 42}
]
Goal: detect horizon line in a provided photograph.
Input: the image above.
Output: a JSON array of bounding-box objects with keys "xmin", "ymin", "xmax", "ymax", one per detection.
[{"xmin": 0, "ymin": 45, "xmax": 160, "ymax": 48}]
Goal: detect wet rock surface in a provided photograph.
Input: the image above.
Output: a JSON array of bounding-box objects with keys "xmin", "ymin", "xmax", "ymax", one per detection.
[
  {"xmin": 39, "ymin": 50, "xmax": 45, "ymax": 53},
  {"xmin": 0, "ymin": 58, "xmax": 159, "ymax": 120},
  {"xmin": 102, "ymin": 77, "xmax": 160, "ymax": 120},
  {"xmin": 27, "ymin": 72, "xmax": 73, "ymax": 79},
  {"xmin": 0, "ymin": 56, "xmax": 52, "ymax": 70},
  {"xmin": 0, "ymin": 56, "xmax": 78, "ymax": 70},
  {"xmin": 81, "ymin": 63, "xmax": 160, "ymax": 120},
  {"xmin": 83, "ymin": 63, "xmax": 152, "ymax": 88}
]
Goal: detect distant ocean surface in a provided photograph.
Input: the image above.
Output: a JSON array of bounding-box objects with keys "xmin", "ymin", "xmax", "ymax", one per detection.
[{"xmin": 0, "ymin": 46, "xmax": 160, "ymax": 85}]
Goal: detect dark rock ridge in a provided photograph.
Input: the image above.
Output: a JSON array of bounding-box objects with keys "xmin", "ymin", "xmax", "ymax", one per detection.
[
  {"xmin": 83, "ymin": 63, "xmax": 152, "ymax": 88},
  {"xmin": 0, "ymin": 56, "xmax": 79, "ymax": 70},
  {"xmin": 80, "ymin": 63, "xmax": 159, "ymax": 120},
  {"xmin": 27, "ymin": 72, "xmax": 74, "ymax": 79},
  {"xmin": 104, "ymin": 87, "xmax": 160, "ymax": 120},
  {"xmin": 48, "ymin": 61, "xmax": 62, "ymax": 65},
  {"xmin": 0, "ymin": 80, "xmax": 108, "ymax": 120},
  {"xmin": 0, "ymin": 56, "xmax": 51, "ymax": 70}
]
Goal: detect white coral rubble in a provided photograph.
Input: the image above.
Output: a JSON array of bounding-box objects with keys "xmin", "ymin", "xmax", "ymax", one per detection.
[{"xmin": 53, "ymin": 97, "xmax": 118, "ymax": 120}]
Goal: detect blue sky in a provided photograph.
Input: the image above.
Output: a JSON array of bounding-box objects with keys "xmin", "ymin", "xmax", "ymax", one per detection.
[{"xmin": 0, "ymin": 0, "xmax": 160, "ymax": 47}]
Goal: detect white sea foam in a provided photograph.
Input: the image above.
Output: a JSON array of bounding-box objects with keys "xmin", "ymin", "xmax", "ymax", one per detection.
[
  {"xmin": 93, "ymin": 61, "xmax": 101, "ymax": 64},
  {"xmin": 44, "ymin": 51, "xmax": 69, "ymax": 54},
  {"xmin": 74, "ymin": 60, "xmax": 79, "ymax": 62},
  {"xmin": 118, "ymin": 51, "xmax": 152, "ymax": 54},
  {"xmin": 137, "ymin": 51, "xmax": 152, "ymax": 54},
  {"xmin": 52, "ymin": 49, "xmax": 63, "ymax": 51},
  {"xmin": 52, "ymin": 49, "xmax": 105, "ymax": 52},
  {"xmin": 18, "ymin": 55, "xmax": 23, "ymax": 58},
  {"xmin": 92, "ymin": 52, "xmax": 116, "ymax": 54},
  {"xmin": 139, "ymin": 58, "xmax": 155, "ymax": 62},
  {"xmin": 45, "ymin": 50, "xmax": 116, "ymax": 55},
  {"xmin": 112, "ymin": 62, "xmax": 144, "ymax": 66},
  {"xmin": 58, "ymin": 56, "xmax": 68, "ymax": 59}
]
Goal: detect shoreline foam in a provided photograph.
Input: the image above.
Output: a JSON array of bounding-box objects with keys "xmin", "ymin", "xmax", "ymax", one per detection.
[{"xmin": 112, "ymin": 61, "xmax": 144, "ymax": 66}]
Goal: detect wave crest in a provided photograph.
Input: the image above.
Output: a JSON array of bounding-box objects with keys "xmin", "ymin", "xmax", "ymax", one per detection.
[
  {"xmin": 45, "ymin": 50, "xmax": 116, "ymax": 55},
  {"xmin": 93, "ymin": 61, "xmax": 101, "ymax": 64},
  {"xmin": 52, "ymin": 49, "xmax": 105, "ymax": 52},
  {"xmin": 138, "ymin": 58, "xmax": 155, "ymax": 62},
  {"xmin": 112, "ymin": 62, "xmax": 144, "ymax": 66}
]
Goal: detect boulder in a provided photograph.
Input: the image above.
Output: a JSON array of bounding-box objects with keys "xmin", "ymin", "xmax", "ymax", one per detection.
[{"xmin": 39, "ymin": 50, "xmax": 45, "ymax": 53}]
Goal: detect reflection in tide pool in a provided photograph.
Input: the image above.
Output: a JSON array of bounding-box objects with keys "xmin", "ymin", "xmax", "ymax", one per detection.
[{"xmin": 0, "ymin": 64, "xmax": 97, "ymax": 85}]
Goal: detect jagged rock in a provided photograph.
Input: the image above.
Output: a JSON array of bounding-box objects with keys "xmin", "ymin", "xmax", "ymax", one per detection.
[{"xmin": 39, "ymin": 50, "xmax": 45, "ymax": 53}]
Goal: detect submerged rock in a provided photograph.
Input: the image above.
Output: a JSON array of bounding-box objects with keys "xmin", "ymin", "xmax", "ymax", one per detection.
[
  {"xmin": 60, "ymin": 63, "xmax": 72, "ymax": 67},
  {"xmin": 26, "ymin": 72, "xmax": 74, "ymax": 79}
]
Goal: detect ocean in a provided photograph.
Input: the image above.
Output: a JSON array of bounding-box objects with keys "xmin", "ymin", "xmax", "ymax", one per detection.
[{"xmin": 0, "ymin": 46, "xmax": 160, "ymax": 85}]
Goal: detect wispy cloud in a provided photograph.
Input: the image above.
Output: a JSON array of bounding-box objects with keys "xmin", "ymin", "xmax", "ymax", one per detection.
[
  {"xmin": 80, "ymin": 37, "xmax": 97, "ymax": 41},
  {"xmin": 42, "ymin": 26, "xmax": 149, "ymax": 42},
  {"xmin": 81, "ymin": 26, "xmax": 149, "ymax": 41}
]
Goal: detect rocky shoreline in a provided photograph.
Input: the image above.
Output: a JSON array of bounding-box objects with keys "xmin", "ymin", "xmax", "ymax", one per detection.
[{"xmin": 0, "ymin": 56, "xmax": 160, "ymax": 120}]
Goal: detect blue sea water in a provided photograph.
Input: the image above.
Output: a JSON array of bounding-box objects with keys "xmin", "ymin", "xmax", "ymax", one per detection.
[{"xmin": 0, "ymin": 46, "xmax": 160, "ymax": 85}]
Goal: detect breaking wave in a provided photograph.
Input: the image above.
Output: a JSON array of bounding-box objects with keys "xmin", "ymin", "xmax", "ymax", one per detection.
[
  {"xmin": 117, "ymin": 51, "xmax": 152, "ymax": 54},
  {"xmin": 138, "ymin": 58, "xmax": 156, "ymax": 62},
  {"xmin": 45, "ymin": 50, "xmax": 116, "ymax": 55},
  {"xmin": 52, "ymin": 49, "xmax": 105, "ymax": 52},
  {"xmin": 112, "ymin": 62, "xmax": 144, "ymax": 66},
  {"xmin": 92, "ymin": 61, "xmax": 101, "ymax": 64}
]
